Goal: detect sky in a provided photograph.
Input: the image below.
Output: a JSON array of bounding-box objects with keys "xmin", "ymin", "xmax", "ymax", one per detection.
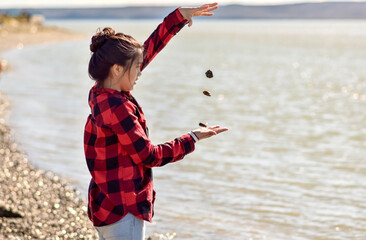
[{"xmin": 0, "ymin": 0, "xmax": 363, "ymax": 8}]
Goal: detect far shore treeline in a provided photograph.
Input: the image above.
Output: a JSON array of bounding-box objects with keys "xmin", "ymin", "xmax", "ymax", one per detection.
[{"xmin": 1, "ymin": 2, "xmax": 366, "ymax": 20}]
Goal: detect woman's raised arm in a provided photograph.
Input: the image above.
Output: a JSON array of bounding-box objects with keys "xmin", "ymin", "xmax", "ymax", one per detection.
[{"xmin": 141, "ymin": 3, "xmax": 218, "ymax": 71}]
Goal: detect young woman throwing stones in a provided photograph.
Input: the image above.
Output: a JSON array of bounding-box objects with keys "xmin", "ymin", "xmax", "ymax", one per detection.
[{"xmin": 84, "ymin": 3, "xmax": 227, "ymax": 239}]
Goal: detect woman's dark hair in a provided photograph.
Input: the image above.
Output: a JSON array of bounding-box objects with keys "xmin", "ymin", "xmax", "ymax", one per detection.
[{"xmin": 88, "ymin": 27, "xmax": 143, "ymax": 83}]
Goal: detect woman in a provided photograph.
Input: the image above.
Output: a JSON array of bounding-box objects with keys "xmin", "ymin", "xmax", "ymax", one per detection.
[{"xmin": 84, "ymin": 3, "xmax": 227, "ymax": 239}]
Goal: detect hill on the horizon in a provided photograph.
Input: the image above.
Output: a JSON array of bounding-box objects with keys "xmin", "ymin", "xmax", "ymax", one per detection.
[{"xmin": 1, "ymin": 2, "xmax": 366, "ymax": 19}]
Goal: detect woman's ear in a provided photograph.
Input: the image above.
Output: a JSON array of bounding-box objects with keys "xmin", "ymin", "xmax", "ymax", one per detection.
[
  {"xmin": 111, "ymin": 64, "xmax": 124, "ymax": 77},
  {"xmin": 115, "ymin": 64, "xmax": 125, "ymax": 76}
]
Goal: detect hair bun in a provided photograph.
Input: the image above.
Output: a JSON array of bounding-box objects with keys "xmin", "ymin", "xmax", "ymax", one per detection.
[{"xmin": 90, "ymin": 27, "xmax": 116, "ymax": 52}]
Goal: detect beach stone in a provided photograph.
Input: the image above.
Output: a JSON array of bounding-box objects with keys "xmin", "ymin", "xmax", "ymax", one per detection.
[
  {"xmin": 205, "ymin": 69, "xmax": 213, "ymax": 78},
  {"xmin": 203, "ymin": 90, "xmax": 211, "ymax": 97},
  {"xmin": 199, "ymin": 122, "xmax": 208, "ymax": 128},
  {"xmin": 0, "ymin": 206, "xmax": 22, "ymax": 218}
]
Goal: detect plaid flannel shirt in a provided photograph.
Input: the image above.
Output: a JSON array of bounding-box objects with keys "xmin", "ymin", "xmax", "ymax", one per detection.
[{"xmin": 84, "ymin": 8, "xmax": 195, "ymax": 227}]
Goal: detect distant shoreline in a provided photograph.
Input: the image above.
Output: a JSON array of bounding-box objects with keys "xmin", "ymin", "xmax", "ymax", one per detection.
[{"xmin": 1, "ymin": 2, "xmax": 366, "ymax": 20}]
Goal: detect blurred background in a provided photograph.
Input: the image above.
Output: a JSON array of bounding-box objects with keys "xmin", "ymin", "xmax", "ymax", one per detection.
[{"xmin": 1, "ymin": 1, "xmax": 366, "ymax": 239}]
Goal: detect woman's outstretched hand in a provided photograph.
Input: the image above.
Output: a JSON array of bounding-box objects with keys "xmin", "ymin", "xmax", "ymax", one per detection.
[
  {"xmin": 192, "ymin": 125, "xmax": 228, "ymax": 141},
  {"xmin": 179, "ymin": 3, "xmax": 219, "ymax": 27}
]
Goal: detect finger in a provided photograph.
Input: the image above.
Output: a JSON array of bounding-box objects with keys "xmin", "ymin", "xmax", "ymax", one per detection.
[
  {"xmin": 208, "ymin": 125, "xmax": 229, "ymax": 132},
  {"xmin": 203, "ymin": 5, "xmax": 219, "ymax": 11},
  {"xmin": 200, "ymin": 12, "xmax": 214, "ymax": 16},
  {"xmin": 196, "ymin": 3, "xmax": 218, "ymax": 13},
  {"xmin": 191, "ymin": 4, "xmax": 218, "ymax": 18},
  {"xmin": 201, "ymin": 2, "xmax": 218, "ymax": 8},
  {"xmin": 215, "ymin": 128, "xmax": 229, "ymax": 134},
  {"xmin": 201, "ymin": 3, "xmax": 219, "ymax": 12},
  {"xmin": 195, "ymin": 6, "xmax": 217, "ymax": 17},
  {"xmin": 197, "ymin": 4, "xmax": 211, "ymax": 10},
  {"xmin": 199, "ymin": 8, "xmax": 218, "ymax": 15}
]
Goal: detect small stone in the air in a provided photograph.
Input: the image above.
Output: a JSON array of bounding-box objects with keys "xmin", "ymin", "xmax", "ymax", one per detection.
[
  {"xmin": 205, "ymin": 70, "xmax": 213, "ymax": 78},
  {"xmin": 199, "ymin": 122, "xmax": 208, "ymax": 128},
  {"xmin": 203, "ymin": 91, "xmax": 211, "ymax": 97}
]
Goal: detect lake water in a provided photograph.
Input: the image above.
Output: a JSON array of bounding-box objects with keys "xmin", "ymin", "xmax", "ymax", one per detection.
[{"xmin": 1, "ymin": 19, "xmax": 366, "ymax": 239}]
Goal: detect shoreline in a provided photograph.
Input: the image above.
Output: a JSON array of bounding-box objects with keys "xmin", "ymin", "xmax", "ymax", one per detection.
[
  {"xmin": 0, "ymin": 21, "xmax": 86, "ymax": 53},
  {"xmin": 0, "ymin": 21, "xmax": 99, "ymax": 239}
]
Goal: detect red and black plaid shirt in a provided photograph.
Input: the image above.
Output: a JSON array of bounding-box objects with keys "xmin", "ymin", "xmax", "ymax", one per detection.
[{"xmin": 84, "ymin": 9, "xmax": 195, "ymax": 226}]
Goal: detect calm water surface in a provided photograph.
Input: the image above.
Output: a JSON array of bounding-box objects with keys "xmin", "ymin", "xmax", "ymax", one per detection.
[{"xmin": 1, "ymin": 19, "xmax": 366, "ymax": 239}]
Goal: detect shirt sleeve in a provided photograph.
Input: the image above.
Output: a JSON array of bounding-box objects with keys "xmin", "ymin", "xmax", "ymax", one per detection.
[
  {"xmin": 109, "ymin": 101, "xmax": 195, "ymax": 168},
  {"xmin": 141, "ymin": 8, "xmax": 188, "ymax": 71}
]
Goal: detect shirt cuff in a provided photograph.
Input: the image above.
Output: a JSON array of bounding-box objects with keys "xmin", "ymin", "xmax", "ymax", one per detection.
[
  {"xmin": 179, "ymin": 134, "xmax": 196, "ymax": 155},
  {"xmin": 188, "ymin": 131, "xmax": 199, "ymax": 143},
  {"xmin": 173, "ymin": 8, "xmax": 189, "ymax": 25}
]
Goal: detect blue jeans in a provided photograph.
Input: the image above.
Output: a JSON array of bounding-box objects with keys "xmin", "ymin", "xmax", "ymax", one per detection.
[{"xmin": 95, "ymin": 213, "xmax": 145, "ymax": 240}]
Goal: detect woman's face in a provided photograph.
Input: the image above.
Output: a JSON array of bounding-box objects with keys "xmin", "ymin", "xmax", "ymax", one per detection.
[{"xmin": 119, "ymin": 49, "xmax": 143, "ymax": 92}]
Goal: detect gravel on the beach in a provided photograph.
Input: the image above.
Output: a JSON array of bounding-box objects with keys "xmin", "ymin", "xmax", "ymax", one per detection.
[{"xmin": 0, "ymin": 92, "xmax": 99, "ymax": 239}]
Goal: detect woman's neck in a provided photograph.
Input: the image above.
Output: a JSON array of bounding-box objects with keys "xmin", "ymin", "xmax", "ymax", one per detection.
[{"xmin": 102, "ymin": 76, "xmax": 120, "ymax": 91}]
